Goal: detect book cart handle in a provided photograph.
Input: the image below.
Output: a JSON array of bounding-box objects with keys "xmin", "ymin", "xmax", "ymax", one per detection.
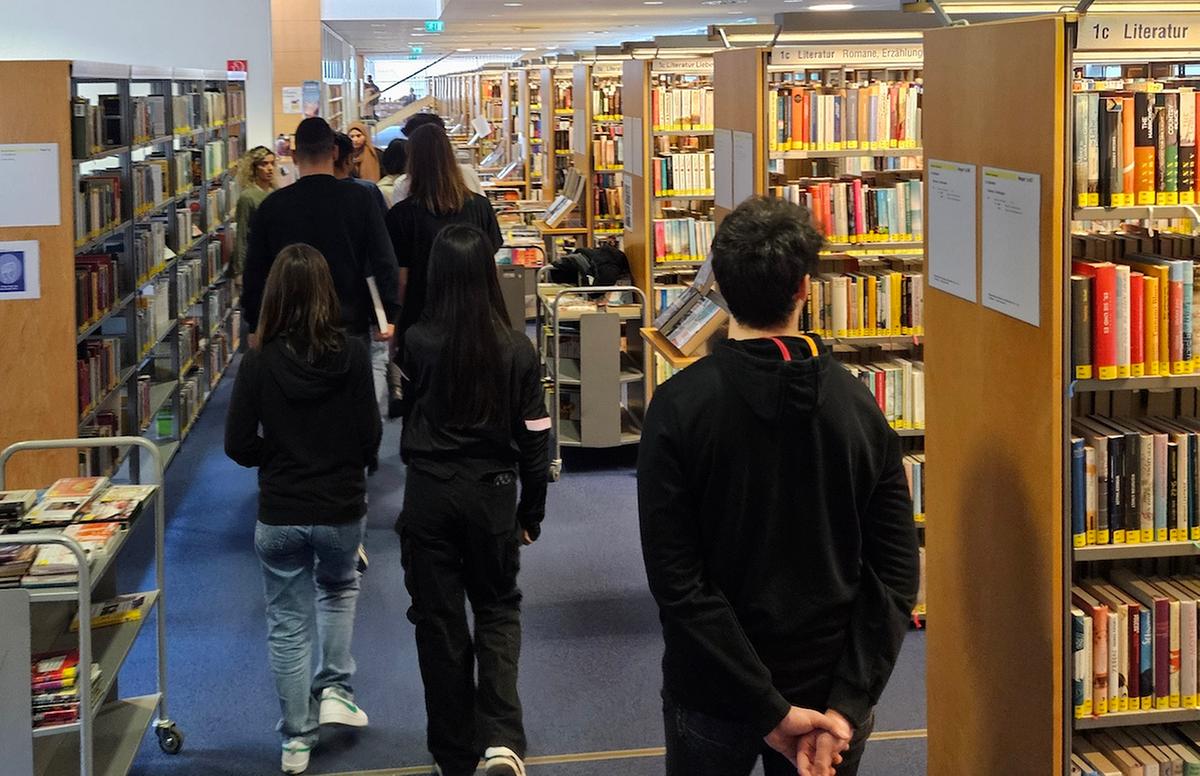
[{"xmin": 0, "ymin": 436, "xmax": 169, "ymax": 774}]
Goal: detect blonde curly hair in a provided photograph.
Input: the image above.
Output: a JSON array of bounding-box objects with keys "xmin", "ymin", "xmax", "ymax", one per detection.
[{"xmin": 237, "ymin": 146, "xmax": 275, "ymax": 190}]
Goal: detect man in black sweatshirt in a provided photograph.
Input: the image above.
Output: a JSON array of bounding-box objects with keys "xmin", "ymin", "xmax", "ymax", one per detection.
[
  {"xmin": 241, "ymin": 118, "xmax": 400, "ymax": 361},
  {"xmin": 638, "ymin": 196, "xmax": 920, "ymax": 776}
]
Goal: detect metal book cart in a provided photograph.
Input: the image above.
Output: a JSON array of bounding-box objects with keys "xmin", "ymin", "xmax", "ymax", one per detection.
[
  {"xmin": 536, "ymin": 282, "xmax": 649, "ymax": 481},
  {"xmin": 0, "ymin": 437, "xmax": 182, "ymax": 776}
]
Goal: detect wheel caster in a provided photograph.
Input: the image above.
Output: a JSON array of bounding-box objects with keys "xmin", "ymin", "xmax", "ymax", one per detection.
[
  {"xmin": 157, "ymin": 723, "xmax": 184, "ymax": 754},
  {"xmin": 549, "ymin": 460, "xmax": 562, "ymax": 482}
]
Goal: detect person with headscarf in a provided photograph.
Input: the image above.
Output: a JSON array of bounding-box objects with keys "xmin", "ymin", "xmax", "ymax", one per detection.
[{"xmin": 347, "ymin": 122, "xmax": 382, "ymax": 181}]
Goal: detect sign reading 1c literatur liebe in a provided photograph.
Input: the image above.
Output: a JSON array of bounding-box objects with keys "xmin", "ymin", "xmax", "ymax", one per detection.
[{"xmin": 1077, "ymin": 14, "xmax": 1200, "ymax": 50}]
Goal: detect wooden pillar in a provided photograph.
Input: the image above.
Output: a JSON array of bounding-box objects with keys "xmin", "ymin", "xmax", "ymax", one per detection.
[{"xmin": 271, "ymin": 0, "xmax": 321, "ymax": 139}]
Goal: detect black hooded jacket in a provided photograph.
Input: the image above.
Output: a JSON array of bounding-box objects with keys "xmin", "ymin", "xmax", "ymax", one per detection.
[
  {"xmin": 225, "ymin": 335, "xmax": 383, "ymax": 524},
  {"xmin": 637, "ymin": 334, "xmax": 919, "ymax": 735}
]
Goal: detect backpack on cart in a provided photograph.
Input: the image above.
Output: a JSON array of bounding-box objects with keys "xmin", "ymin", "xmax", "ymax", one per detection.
[{"xmin": 546, "ymin": 245, "xmax": 630, "ymax": 288}]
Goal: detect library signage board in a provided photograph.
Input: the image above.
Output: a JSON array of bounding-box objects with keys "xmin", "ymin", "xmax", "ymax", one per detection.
[
  {"xmin": 981, "ymin": 167, "xmax": 1041, "ymax": 327},
  {"xmin": 226, "ymin": 59, "xmax": 247, "ymax": 81},
  {"xmin": 593, "ymin": 63, "xmax": 623, "ymax": 77},
  {"xmin": 651, "ymin": 59, "xmax": 714, "ymax": 74},
  {"xmin": 770, "ymin": 44, "xmax": 923, "ymax": 69},
  {"xmin": 927, "ymin": 159, "xmax": 977, "ymax": 303},
  {"xmin": 0, "ymin": 240, "xmax": 40, "ymax": 301},
  {"xmin": 0, "ymin": 144, "xmax": 60, "ymax": 228},
  {"xmin": 1076, "ymin": 14, "xmax": 1200, "ymax": 50},
  {"xmin": 282, "ymin": 87, "xmax": 302, "ymax": 114},
  {"xmin": 713, "ymin": 129, "xmax": 733, "ymax": 209},
  {"xmin": 302, "ymin": 81, "xmax": 321, "ymax": 118},
  {"xmin": 732, "ymin": 130, "xmax": 755, "ymax": 207}
]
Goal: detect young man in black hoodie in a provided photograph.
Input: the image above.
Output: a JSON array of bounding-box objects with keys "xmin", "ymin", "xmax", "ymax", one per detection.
[{"xmin": 638, "ymin": 196, "xmax": 920, "ymax": 776}]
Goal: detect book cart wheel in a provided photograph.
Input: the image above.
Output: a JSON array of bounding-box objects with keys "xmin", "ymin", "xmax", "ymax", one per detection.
[
  {"xmin": 549, "ymin": 459, "xmax": 562, "ymax": 482},
  {"xmin": 156, "ymin": 722, "xmax": 185, "ymax": 754}
]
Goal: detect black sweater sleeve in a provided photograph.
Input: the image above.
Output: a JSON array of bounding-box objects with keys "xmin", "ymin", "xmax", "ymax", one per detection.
[
  {"xmin": 825, "ymin": 431, "xmax": 921, "ymax": 729},
  {"xmin": 224, "ymin": 350, "xmax": 265, "ymax": 467},
  {"xmin": 637, "ymin": 395, "xmax": 791, "ymax": 737},
  {"xmin": 365, "ymin": 199, "xmax": 401, "ymax": 323},
  {"xmin": 349, "ymin": 339, "xmax": 383, "ymax": 468},
  {"xmin": 513, "ymin": 341, "xmax": 549, "ymax": 537},
  {"xmin": 241, "ymin": 204, "xmax": 272, "ymax": 332}
]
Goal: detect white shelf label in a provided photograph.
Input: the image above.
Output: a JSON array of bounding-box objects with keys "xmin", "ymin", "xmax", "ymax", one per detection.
[
  {"xmin": 1077, "ymin": 14, "xmax": 1200, "ymax": 50},
  {"xmin": 982, "ymin": 167, "xmax": 1041, "ymax": 327},
  {"xmin": 927, "ymin": 159, "xmax": 977, "ymax": 304},
  {"xmin": 771, "ymin": 44, "xmax": 923, "ymax": 68}
]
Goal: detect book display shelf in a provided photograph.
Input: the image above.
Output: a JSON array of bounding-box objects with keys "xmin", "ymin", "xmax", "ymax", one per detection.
[
  {"xmin": 920, "ymin": 13, "xmax": 1200, "ymax": 774},
  {"xmin": 526, "ymin": 66, "xmax": 543, "ymax": 198},
  {"xmin": 573, "ymin": 62, "xmax": 625, "ymax": 249},
  {"xmin": 0, "ymin": 61, "xmax": 245, "ymax": 490}
]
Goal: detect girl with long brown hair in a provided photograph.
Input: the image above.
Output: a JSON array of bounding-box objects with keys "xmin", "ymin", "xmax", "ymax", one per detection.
[
  {"xmin": 233, "ymin": 145, "xmax": 276, "ymax": 284},
  {"xmin": 225, "ymin": 243, "xmax": 382, "ymax": 775}
]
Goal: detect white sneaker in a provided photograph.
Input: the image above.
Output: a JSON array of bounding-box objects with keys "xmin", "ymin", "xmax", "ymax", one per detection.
[
  {"xmin": 318, "ymin": 687, "xmax": 369, "ymax": 727},
  {"xmin": 484, "ymin": 746, "xmax": 527, "ymax": 776},
  {"xmin": 281, "ymin": 739, "xmax": 311, "ymax": 774}
]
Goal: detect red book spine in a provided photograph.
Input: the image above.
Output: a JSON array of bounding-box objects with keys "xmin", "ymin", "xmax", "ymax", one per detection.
[
  {"xmin": 1130, "ymin": 272, "xmax": 1145, "ymax": 376},
  {"xmin": 1073, "ymin": 261, "xmax": 1118, "ymax": 379},
  {"xmin": 874, "ymin": 369, "xmax": 885, "ymax": 412},
  {"xmin": 853, "ymin": 178, "xmax": 864, "ymax": 238},
  {"xmin": 1156, "ymin": 598, "xmax": 1171, "ymax": 708}
]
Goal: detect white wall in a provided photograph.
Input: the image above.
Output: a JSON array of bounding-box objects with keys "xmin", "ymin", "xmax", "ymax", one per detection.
[{"xmin": 0, "ymin": 0, "xmax": 274, "ymax": 147}]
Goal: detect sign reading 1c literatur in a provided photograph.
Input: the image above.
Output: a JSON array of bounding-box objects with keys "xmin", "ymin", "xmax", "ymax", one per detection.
[{"xmin": 1077, "ymin": 14, "xmax": 1200, "ymax": 50}]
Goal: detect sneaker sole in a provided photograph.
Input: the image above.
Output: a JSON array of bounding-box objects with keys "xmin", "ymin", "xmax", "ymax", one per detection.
[{"xmin": 319, "ymin": 707, "xmax": 369, "ymax": 727}]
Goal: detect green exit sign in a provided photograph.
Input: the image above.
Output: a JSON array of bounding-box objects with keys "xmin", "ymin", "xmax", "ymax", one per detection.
[
  {"xmin": 411, "ymin": 45, "xmax": 424, "ymax": 55},
  {"xmin": 424, "ymin": 20, "xmax": 444, "ymax": 32}
]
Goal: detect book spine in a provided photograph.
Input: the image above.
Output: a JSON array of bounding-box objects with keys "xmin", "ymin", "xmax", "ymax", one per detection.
[
  {"xmin": 1073, "ymin": 439, "xmax": 1087, "ymax": 548},
  {"xmin": 1116, "ymin": 265, "xmax": 1131, "ymax": 378},
  {"xmin": 1141, "ymin": 607, "xmax": 1154, "ymax": 708},
  {"xmin": 1146, "ymin": 275, "xmax": 1161, "ymax": 376},
  {"xmin": 1095, "ymin": 265, "xmax": 1117, "ymax": 379},
  {"xmin": 1129, "ymin": 602, "xmax": 1141, "ymax": 706},
  {"xmin": 1095, "ymin": 605, "xmax": 1110, "ymax": 713},
  {"xmin": 1086, "ymin": 445, "xmax": 1098, "ymax": 545},
  {"xmin": 1130, "ymin": 272, "xmax": 1145, "ymax": 377},
  {"xmin": 1074, "ymin": 609, "xmax": 1087, "ymax": 718},
  {"xmin": 1135, "ymin": 92, "xmax": 1158, "ymax": 205},
  {"xmin": 1157, "ymin": 598, "xmax": 1171, "ymax": 709}
]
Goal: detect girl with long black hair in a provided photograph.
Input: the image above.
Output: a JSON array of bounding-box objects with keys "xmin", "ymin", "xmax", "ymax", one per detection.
[{"xmin": 397, "ymin": 224, "xmax": 549, "ymax": 776}]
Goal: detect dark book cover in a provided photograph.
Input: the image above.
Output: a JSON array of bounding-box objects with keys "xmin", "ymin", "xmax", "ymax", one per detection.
[
  {"xmin": 1072, "ymin": 275, "xmax": 1094, "ymax": 379},
  {"xmin": 1135, "ymin": 92, "xmax": 1157, "ymax": 203},
  {"xmin": 1166, "ymin": 91, "xmax": 1180, "ymax": 197},
  {"xmin": 1156, "ymin": 93, "xmax": 1170, "ymax": 200},
  {"xmin": 1105, "ymin": 98, "xmax": 1124, "ymax": 205}
]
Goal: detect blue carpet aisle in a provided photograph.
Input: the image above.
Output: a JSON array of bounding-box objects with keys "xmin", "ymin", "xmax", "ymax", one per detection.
[{"xmin": 116, "ymin": 357, "xmax": 927, "ymax": 775}]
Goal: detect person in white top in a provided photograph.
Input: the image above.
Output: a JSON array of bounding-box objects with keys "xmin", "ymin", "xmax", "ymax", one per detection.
[
  {"xmin": 376, "ymin": 139, "xmax": 407, "ymax": 208},
  {"xmin": 394, "ymin": 113, "xmax": 483, "ymax": 203}
]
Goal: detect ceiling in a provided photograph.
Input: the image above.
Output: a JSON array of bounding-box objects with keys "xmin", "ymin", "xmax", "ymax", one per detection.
[{"xmin": 325, "ymin": 0, "xmax": 901, "ymax": 59}]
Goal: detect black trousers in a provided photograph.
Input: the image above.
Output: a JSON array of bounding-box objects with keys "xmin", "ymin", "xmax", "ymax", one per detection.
[{"xmin": 399, "ymin": 465, "xmax": 526, "ymax": 776}]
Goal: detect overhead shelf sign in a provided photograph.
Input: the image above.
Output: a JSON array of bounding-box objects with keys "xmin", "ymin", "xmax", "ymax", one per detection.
[
  {"xmin": 1077, "ymin": 14, "xmax": 1200, "ymax": 50},
  {"xmin": 651, "ymin": 58, "xmax": 714, "ymax": 74},
  {"xmin": 771, "ymin": 44, "xmax": 923, "ymax": 68}
]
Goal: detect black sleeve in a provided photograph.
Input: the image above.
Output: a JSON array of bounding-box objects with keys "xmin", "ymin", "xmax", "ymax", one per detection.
[
  {"xmin": 825, "ymin": 431, "xmax": 920, "ymax": 729},
  {"xmin": 241, "ymin": 204, "xmax": 272, "ymax": 331},
  {"xmin": 224, "ymin": 350, "xmax": 265, "ymax": 467},
  {"xmin": 637, "ymin": 392, "xmax": 791, "ymax": 736},
  {"xmin": 386, "ymin": 206, "xmax": 412, "ymax": 270},
  {"xmin": 348, "ymin": 338, "xmax": 383, "ymax": 469},
  {"xmin": 478, "ymin": 197, "xmax": 503, "ymax": 254},
  {"xmin": 513, "ymin": 340, "xmax": 549, "ymax": 537},
  {"xmin": 364, "ymin": 195, "xmax": 401, "ymax": 323}
]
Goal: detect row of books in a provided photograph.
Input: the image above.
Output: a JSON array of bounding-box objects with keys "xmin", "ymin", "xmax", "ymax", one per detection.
[
  {"xmin": 77, "ymin": 337, "xmax": 123, "ymax": 416},
  {"xmin": 172, "ymin": 92, "xmax": 226, "ymax": 132},
  {"xmin": 75, "ymin": 170, "xmax": 122, "ymax": 242},
  {"xmin": 30, "ymin": 650, "xmax": 101, "ymax": 729},
  {"xmin": 650, "ymin": 84, "xmax": 714, "ymax": 132},
  {"xmin": 653, "ymin": 217, "xmax": 715, "ymax": 263},
  {"xmin": 136, "ymin": 276, "xmax": 172, "ymax": 356},
  {"xmin": 1072, "ymin": 572, "xmax": 1200, "ymax": 719},
  {"xmin": 496, "ymin": 245, "xmax": 544, "ymax": 267},
  {"xmin": 204, "ymin": 139, "xmax": 229, "ymax": 179},
  {"xmin": 1074, "ymin": 726, "xmax": 1200, "ymax": 774},
  {"xmin": 593, "ymin": 135, "xmax": 623, "ymax": 169},
  {"xmin": 70, "ymin": 96, "xmax": 121, "ymax": 158},
  {"xmin": 131, "ymin": 95, "xmax": 168, "ymax": 144},
  {"xmin": 843, "ymin": 357, "xmax": 925, "ymax": 431},
  {"xmin": 1071, "ymin": 415, "xmax": 1200, "ymax": 548},
  {"xmin": 592, "ymin": 82, "xmax": 622, "ymax": 120},
  {"xmin": 553, "ymin": 82, "xmax": 573, "ymax": 111},
  {"xmin": 75, "ymin": 253, "xmax": 121, "ymax": 329},
  {"xmin": 1071, "ymin": 254, "xmax": 1198, "ymax": 381},
  {"xmin": 1072, "ymin": 86, "xmax": 1199, "ymax": 208},
  {"xmin": 131, "ymin": 158, "xmax": 171, "ymax": 215},
  {"xmin": 594, "ymin": 185, "xmax": 622, "ymax": 222},
  {"xmin": 134, "ymin": 221, "xmax": 168, "ymax": 282},
  {"xmin": 177, "ymin": 258, "xmax": 205, "ymax": 312},
  {"xmin": 78, "ymin": 411, "xmax": 122, "ymax": 477},
  {"xmin": 652, "ymin": 151, "xmax": 715, "ymax": 197},
  {"xmin": 800, "ymin": 270, "xmax": 927, "ymax": 339},
  {"xmin": 542, "ymin": 169, "xmax": 586, "ymax": 228},
  {"xmin": 771, "ymin": 176, "xmax": 924, "ymax": 245},
  {"xmin": 903, "ymin": 453, "xmax": 926, "ymax": 522},
  {"xmin": 768, "ymin": 81, "xmax": 923, "ymax": 153}
]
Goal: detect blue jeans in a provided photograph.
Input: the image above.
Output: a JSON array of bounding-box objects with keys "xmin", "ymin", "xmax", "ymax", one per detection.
[
  {"xmin": 255, "ymin": 519, "xmax": 366, "ymax": 745},
  {"xmin": 663, "ymin": 694, "xmax": 875, "ymax": 776}
]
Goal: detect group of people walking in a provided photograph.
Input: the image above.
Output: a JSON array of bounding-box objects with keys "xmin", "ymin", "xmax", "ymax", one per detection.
[{"xmin": 223, "ymin": 111, "xmax": 920, "ymax": 776}]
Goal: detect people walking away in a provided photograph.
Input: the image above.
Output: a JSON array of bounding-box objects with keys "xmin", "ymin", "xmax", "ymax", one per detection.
[
  {"xmin": 233, "ymin": 146, "xmax": 277, "ymax": 289},
  {"xmin": 241, "ymin": 117, "xmax": 398, "ymax": 411},
  {"xmin": 334, "ymin": 131, "xmax": 388, "ymax": 215},
  {"xmin": 385, "ymin": 122, "xmax": 502, "ymax": 345},
  {"xmin": 637, "ymin": 196, "xmax": 920, "ymax": 776},
  {"xmin": 363, "ymin": 75, "xmax": 381, "ymax": 120},
  {"xmin": 348, "ymin": 121, "xmax": 382, "ymax": 181},
  {"xmin": 397, "ymin": 224, "xmax": 549, "ymax": 776},
  {"xmin": 376, "ymin": 138, "xmax": 407, "ymax": 208},
  {"xmin": 225, "ymin": 243, "xmax": 383, "ymax": 775},
  {"xmin": 396, "ymin": 113, "xmax": 484, "ymax": 199}
]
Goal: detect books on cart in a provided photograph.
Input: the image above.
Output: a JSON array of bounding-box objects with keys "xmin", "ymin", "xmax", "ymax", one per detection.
[
  {"xmin": 0, "ymin": 490, "xmax": 36, "ymax": 524},
  {"xmin": 77, "ymin": 485, "xmax": 155, "ymax": 523},
  {"xmin": 70, "ymin": 592, "xmax": 152, "ymax": 631},
  {"xmin": 25, "ymin": 477, "xmax": 110, "ymax": 526},
  {"xmin": 30, "ymin": 649, "xmax": 102, "ymax": 729}
]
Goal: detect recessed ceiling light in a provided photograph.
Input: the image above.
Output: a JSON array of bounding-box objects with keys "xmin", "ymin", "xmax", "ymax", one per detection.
[
  {"xmin": 644, "ymin": 1, "xmax": 664, "ymax": 4},
  {"xmin": 521, "ymin": 46, "xmax": 537, "ymax": 50},
  {"xmin": 504, "ymin": 2, "xmax": 522, "ymax": 5},
  {"xmin": 371, "ymin": 23, "xmax": 386, "ymax": 27},
  {"xmin": 808, "ymin": 2, "xmax": 853, "ymax": 7},
  {"xmin": 457, "ymin": 47, "xmax": 474, "ymax": 51}
]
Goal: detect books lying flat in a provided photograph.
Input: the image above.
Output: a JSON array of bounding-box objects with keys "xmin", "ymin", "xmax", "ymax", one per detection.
[
  {"xmin": 44, "ymin": 477, "xmax": 110, "ymax": 501},
  {"xmin": 0, "ymin": 490, "xmax": 36, "ymax": 521},
  {"xmin": 70, "ymin": 592, "xmax": 152, "ymax": 631},
  {"xmin": 77, "ymin": 484, "xmax": 156, "ymax": 523}
]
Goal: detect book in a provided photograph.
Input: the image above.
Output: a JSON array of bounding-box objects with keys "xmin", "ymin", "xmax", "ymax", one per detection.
[
  {"xmin": 77, "ymin": 484, "xmax": 156, "ymax": 523},
  {"xmin": 69, "ymin": 593, "xmax": 151, "ymax": 631},
  {"xmin": 44, "ymin": 477, "xmax": 109, "ymax": 501},
  {"xmin": 0, "ymin": 489, "xmax": 36, "ymax": 521}
]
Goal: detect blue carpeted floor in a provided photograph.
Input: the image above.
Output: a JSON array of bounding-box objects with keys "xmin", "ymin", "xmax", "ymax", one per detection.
[{"xmin": 114, "ymin": 357, "xmax": 927, "ymax": 775}]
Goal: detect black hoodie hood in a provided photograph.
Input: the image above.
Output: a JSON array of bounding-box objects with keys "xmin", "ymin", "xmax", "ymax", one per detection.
[
  {"xmin": 259, "ymin": 336, "xmax": 354, "ymax": 401},
  {"xmin": 711, "ymin": 334, "xmax": 830, "ymax": 424}
]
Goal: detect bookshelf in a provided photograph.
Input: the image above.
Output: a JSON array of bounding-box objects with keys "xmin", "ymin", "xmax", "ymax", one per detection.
[
  {"xmin": 0, "ymin": 61, "xmax": 244, "ymax": 489},
  {"xmin": 573, "ymin": 62, "xmax": 624, "ymax": 250},
  {"xmin": 526, "ymin": 65, "xmax": 543, "ymax": 198}
]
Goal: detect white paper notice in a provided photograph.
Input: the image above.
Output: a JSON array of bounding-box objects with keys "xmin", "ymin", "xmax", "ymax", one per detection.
[
  {"xmin": 282, "ymin": 87, "xmax": 303, "ymax": 114},
  {"xmin": 927, "ymin": 159, "xmax": 977, "ymax": 303},
  {"xmin": 0, "ymin": 241, "xmax": 41, "ymax": 301},
  {"xmin": 981, "ymin": 167, "xmax": 1041, "ymax": 327},
  {"xmin": 0, "ymin": 145, "xmax": 60, "ymax": 228},
  {"xmin": 732, "ymin": 131, "xmax": 755, "ymax": 207},
  {"xmin": 713, "ymin": 129, "xmax": 733, "ymax": 209},
  {"xmin": 624, "ymin": 116, "xmax": 642, "ymax": 177}
]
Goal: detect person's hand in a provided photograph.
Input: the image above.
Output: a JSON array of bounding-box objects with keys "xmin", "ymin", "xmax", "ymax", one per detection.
[
  {"xmin": 373, "ymin": 323, "xmax": 395, "ymax": 342},
  {"xmin": 764, "ymin": 707, "xmax": 851, "ymax": 776},
  {"xmin": 797, "ymin": 709, "xmax": 854, "ymax": 776},
  {"xmin": 521, "ymin": 529, "xmax": 535, "ymax": 545}
]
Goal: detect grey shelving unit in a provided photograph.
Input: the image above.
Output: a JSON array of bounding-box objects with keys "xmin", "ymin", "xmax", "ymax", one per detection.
[
  {"xmin": 0, "ymin": 437, "xmax": 179, "ymax": 776},
  {"xmin": 537, "ymin": 284, "xmax": 648, "ymax": 478}
]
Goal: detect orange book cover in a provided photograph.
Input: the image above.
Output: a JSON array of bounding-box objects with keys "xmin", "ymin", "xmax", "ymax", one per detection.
[
  {"xmin": 1122, "ymin": 95, "xmax": 1136, "ymax": 202},
  {"xmin": 791, "ymin": 88, "xmax": 805, "ymax": 149}
]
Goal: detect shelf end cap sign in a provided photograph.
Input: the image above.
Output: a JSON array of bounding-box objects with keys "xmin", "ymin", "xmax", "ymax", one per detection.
[
  {"xmin": 1076, "ymin": 14, "xmax": 1200, "ymax": 50},
  {"xmin": 227, "ymin": 59, "xmax": 248, "ymax": 82},
  {"xmin": 424, "ymin": 20, "xmax": 444, "ymax": 32}
]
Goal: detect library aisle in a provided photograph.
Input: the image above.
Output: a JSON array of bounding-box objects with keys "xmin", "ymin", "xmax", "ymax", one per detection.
[{"xmin": 113, "ymin": 358, "xmax": 927, "ymax": 775}]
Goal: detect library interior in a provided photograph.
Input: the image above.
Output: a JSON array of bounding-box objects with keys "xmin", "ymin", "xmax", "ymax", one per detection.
[{"xmin": 8, "ymin": 1, "xmax": 1200, "ymax": 776}]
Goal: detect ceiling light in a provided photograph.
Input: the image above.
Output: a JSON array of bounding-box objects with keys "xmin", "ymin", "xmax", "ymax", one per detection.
[
  {"xmin": 644, "ymin": 1, "xmax": 664, "ymax": 3},
  {"xmin": 456, "ymin": 47, "xmax": 474, "ymax": 51},
  {"xmin": 808, "ymin": 2, "xmax": 855, "ymax": 7},
  {"xmin": 504, "ymin": 2, "xmax": 522, "ymax": 5},
  {"xmin": 371, "ymin": 23, "xmax": 386, "ymax": 27},
  {"xmin": 521, "ymin": 46, "xmax": 537, "ymax": 50}
]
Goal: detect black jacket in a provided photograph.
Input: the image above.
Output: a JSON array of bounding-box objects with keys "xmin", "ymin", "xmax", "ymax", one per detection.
[
  {"xmin": 385, "ymin": 194, "xmax": 503, "ymax": 336},
  {"xmin": 637, "ymin": 334, "xmax": 919, "ymax": 735},
  {"xmin": 225, "ymin": 335, "xmax": 383, "ymax": 525},
  {"xmin": 399, "ymin": 323, "xmax": 550, "ymax": 537},
  {"xmin": 241, "ymin": 175, "xmax": 401, "ymax": 335}
]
